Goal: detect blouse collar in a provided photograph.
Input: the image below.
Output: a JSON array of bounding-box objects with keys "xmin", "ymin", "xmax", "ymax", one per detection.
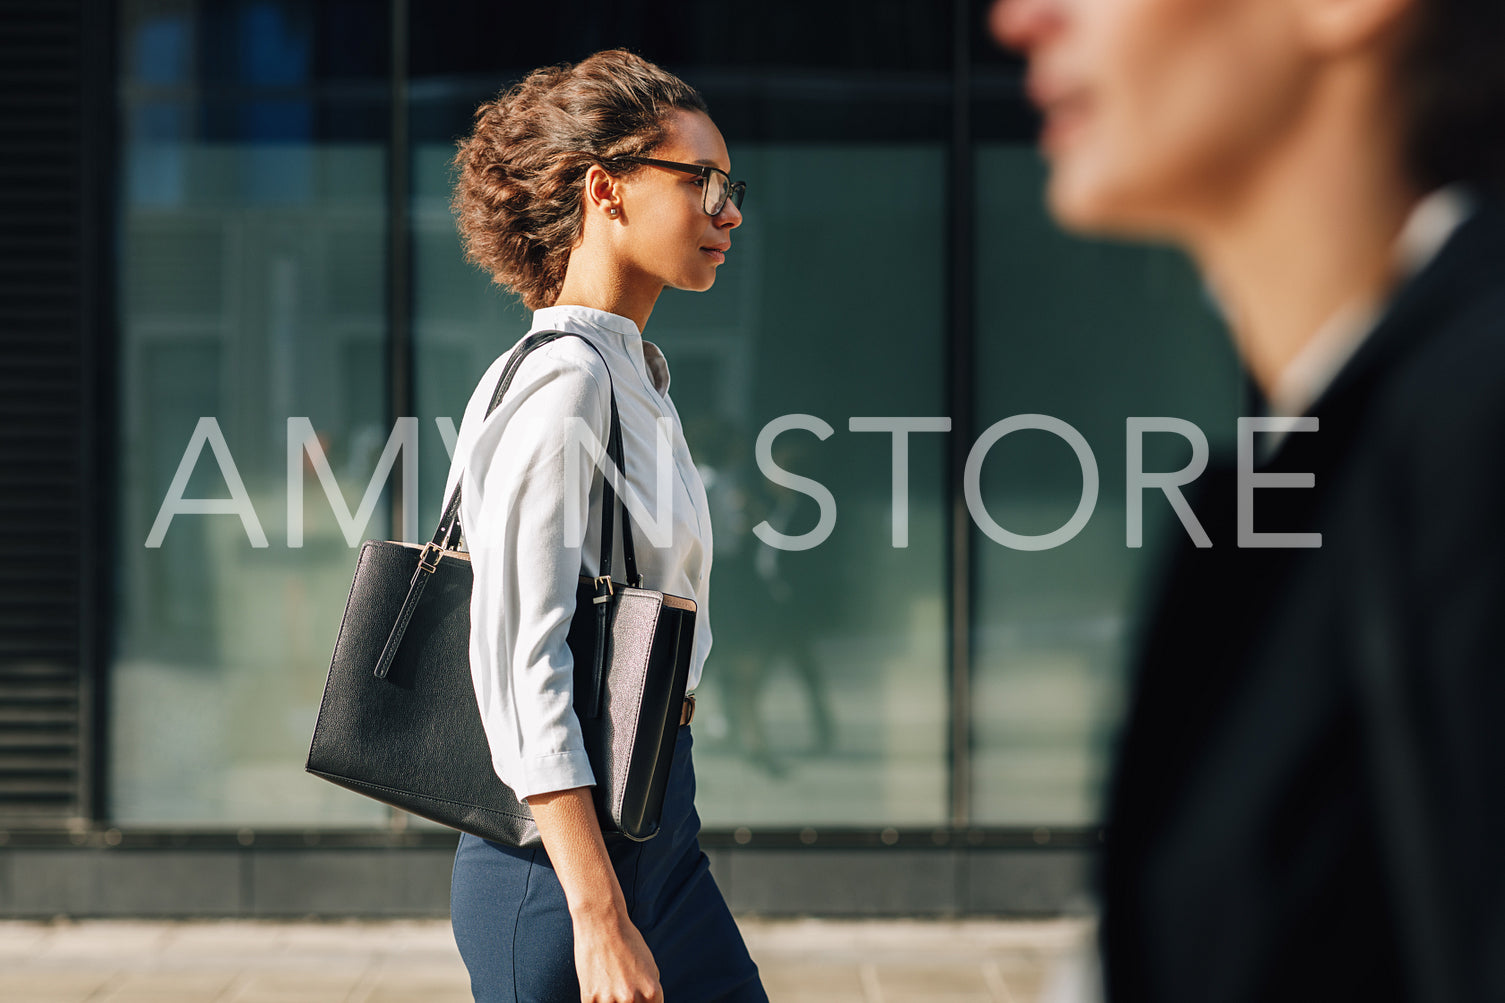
[
  {"xmin": 532, "ymin": 303, "xmax": 642, "ymax": 347},
  {"xmin": 530, "ymin": 304, "xmax": 671, "ymax": 395}
]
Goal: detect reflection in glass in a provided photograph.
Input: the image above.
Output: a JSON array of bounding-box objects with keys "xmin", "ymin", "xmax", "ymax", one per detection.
[
  {"xmin": 112, "ymin": 1, "xmax": 390, "ymax": 826},
  {"xmin": 968, "ymin": 147, "xmax": 1242, "ymax": 825}
]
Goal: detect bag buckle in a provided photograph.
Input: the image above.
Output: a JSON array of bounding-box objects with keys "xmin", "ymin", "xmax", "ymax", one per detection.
[
  {"xmin": 592, "ymin": 576, "xmax": 614, "ymax": 605},
  {"xmin": 418, "ymin": 542, "xmax": 444, "ymax": 574}
]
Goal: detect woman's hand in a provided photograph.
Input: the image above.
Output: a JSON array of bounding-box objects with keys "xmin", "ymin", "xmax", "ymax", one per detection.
[
  {"xmin": 572, "ymin": 898, "xmax": 662, "ymax": 1002},
  {"xmin": 526, "ymin": 787, "xmax": 663, "ymax": 1002}
]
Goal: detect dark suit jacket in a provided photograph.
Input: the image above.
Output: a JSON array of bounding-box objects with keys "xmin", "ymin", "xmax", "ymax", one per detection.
[{"xmin": 1101, "ymin": 198, "xmax": 1505, "ymax": 1002}]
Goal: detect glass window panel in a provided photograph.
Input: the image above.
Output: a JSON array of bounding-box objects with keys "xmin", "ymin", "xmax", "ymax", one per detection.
[
  {"xmin": 968, "ymin": 146, "xmax": 1243, "ymax": 826},
  {"xmin": 655, "ymin": 145, "xmax": 948, "ymax": 827},
  {"xmin": 107, "ymin": 0, "xmax": 1256, "ymax": 839},
  {"xmin": 112, "ymin": 0, "xmax": 391, "ymax": 826},
  {"xmin": 412, "ymin": 135, "xmax": 950, "ymax": 827}
]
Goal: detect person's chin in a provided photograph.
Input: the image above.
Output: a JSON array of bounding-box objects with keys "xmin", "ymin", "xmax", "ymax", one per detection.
[
  {"xmin": 1047, "ymin": 167, "xmax": 1157, "ymax": 239},
  {"xmin": 1047, "ymin": 163, "xmax": 1106, "ymax": 231},
  {"xmin": 674, "ymin": 268, "xmax": 718, "ymax": 293}
]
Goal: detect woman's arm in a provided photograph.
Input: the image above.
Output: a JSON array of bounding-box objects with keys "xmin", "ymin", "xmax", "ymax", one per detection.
[
  {"xmin": 462, "ymin": 345, "xmax": 607, "ymax": 800},
  {"xmin": 459, "ymin": 342, "xmax": 662, "ymax": 1000},
  {"xmin": 529, "ymin": 788, "xmax": 662, "ymax": 1003}
]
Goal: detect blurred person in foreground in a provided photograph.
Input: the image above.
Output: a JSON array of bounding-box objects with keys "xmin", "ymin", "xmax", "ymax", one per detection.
[{"xmin": 993, "ymin": 0, "xmax": 1505, "ymax": 1000}]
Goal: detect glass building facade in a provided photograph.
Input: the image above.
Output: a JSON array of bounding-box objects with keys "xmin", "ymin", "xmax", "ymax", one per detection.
[
  {"xmin": 0, "ymin": 0, "xmax": 1244, "ymax": 915},
  {"xmin": 112, "ymin": 0, "xmax": 1243, "ymax": 832}
]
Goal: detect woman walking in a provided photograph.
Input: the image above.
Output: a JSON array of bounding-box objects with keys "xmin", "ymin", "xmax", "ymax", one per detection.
[{"xmin": 443, "ymin": 49, "xmax": 765, "ymax": 1003}]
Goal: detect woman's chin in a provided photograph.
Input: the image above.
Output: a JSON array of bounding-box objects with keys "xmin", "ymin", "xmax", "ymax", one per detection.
[
  {"xmin": 1047, "ymin": 169, "xmax": 1170, "ymax": 240},
  {"xmin": 672, "ymin": 271, "xmax": 718, "ymax": 294},
  {"xmin": 1047, "ymin": 168, "xmax": 1114, "ymax": 233}
]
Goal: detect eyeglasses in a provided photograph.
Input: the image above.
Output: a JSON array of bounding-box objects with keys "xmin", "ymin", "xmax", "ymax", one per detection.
[{"xmin": 615, "ymin": 156, "xmax": 747, "ymax": 216}]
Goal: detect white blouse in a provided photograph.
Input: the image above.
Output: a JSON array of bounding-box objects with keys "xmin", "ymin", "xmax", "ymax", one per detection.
[{"xmin": 443, "ymin": 305, "xmax": 715, "ymax": 802}]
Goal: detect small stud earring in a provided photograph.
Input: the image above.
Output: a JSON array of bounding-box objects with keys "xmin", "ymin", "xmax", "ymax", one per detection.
[{"xmin": 608, "ymin": 207, "xmax": 618, "ymax": 217}]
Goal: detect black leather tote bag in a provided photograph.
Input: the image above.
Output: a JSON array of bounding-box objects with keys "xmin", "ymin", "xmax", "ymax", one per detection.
[{"xmin": 306, "ymin": 331, "xmax": 696, "ymax": 844}]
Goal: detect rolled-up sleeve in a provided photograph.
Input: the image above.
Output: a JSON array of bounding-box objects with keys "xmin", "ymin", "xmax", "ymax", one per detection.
[{"xmin": 456, "ymin": 344, "xmax": 610, "ymax": 803}]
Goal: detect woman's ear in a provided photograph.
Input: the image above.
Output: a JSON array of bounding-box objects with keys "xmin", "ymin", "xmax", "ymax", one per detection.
[
  {"xmin": 583, "ymin": 164, "xmax": 621, "ymax": 217},
  {"xmin": 1290, "ymin": 0, "xmax": 1416, "ymax": 54}
]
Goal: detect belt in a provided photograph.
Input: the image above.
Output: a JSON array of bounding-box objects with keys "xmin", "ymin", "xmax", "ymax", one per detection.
[{"xmin": 679, "ymin": 694, "xmax": 696, "ymax": 727}]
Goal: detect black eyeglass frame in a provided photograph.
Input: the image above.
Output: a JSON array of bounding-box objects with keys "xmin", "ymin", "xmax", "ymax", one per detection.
[{"xmin": 613, "ymin": 156, "xmax": 747, "ymax": 216}]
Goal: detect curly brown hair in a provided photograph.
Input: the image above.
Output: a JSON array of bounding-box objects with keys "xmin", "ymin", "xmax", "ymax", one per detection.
[{"xmin": 450, "ymin": 50, "xmax": 709, "ymax": 310}]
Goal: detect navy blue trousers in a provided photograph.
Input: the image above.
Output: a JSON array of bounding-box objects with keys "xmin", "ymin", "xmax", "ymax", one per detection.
[{"xmin": 450, "ymin": 726, "xmax": 767, "ymax": 1003}]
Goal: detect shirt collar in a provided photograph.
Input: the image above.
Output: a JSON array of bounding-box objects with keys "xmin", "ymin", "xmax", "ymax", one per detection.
[
  {"xmin": 1268, "ymin": 186, "xmax": 1474, "ymax": 418},
  {"xmin": 531, "ymin": 303, "xmax": 643, "ymax": 347},
  {"xmin": 528, "ymin": 303, "xmax": 672, "ymax": 396}
]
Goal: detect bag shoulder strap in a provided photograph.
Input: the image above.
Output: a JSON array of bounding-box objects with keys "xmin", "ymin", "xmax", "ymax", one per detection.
[
  {"xmin": 436, "ymin": 331, "xmax": 637, "ymax": 575},
  {"xmin": 372, "ymin": 330, "xmax": 641, "ymax": 680}
]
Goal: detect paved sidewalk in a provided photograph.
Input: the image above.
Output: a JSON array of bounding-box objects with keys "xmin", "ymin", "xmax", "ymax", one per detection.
[{"xmin": 0, "ymin": 917, "xmax": 1094, "ymax": 1003}]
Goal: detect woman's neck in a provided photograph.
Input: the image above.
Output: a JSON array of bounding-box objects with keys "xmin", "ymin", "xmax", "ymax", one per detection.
[
  {"xmin": 1181, "ymin": 70, "xmax": 1420, "ymax": 397},
  {"xmin": 554, "ymin": 250, "xmax": 661, "ymax": 333}
]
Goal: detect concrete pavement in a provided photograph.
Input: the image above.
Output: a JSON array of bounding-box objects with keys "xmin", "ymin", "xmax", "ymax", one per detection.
[{"xmin": 0, "ymin": 917, "xmax": 1095, "ymax": 1003}]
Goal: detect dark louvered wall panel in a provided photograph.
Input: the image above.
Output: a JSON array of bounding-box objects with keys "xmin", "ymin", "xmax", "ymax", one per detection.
[{"xmin": 0, "ymin": 0, "xmax": 95, "ymax": 825}]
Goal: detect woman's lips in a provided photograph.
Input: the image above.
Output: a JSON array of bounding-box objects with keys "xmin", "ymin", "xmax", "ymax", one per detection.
[
  {"xmin": 701, "ymin": 246, "xmax": 728, "ymax": 264},
  {"xmin": 1027, "ymin": 74, "xmax": 1092, "ymax": 153},
  {"xmin": 1039, "ymin": 94, "xmax": 1091, "ymax": 154}
]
